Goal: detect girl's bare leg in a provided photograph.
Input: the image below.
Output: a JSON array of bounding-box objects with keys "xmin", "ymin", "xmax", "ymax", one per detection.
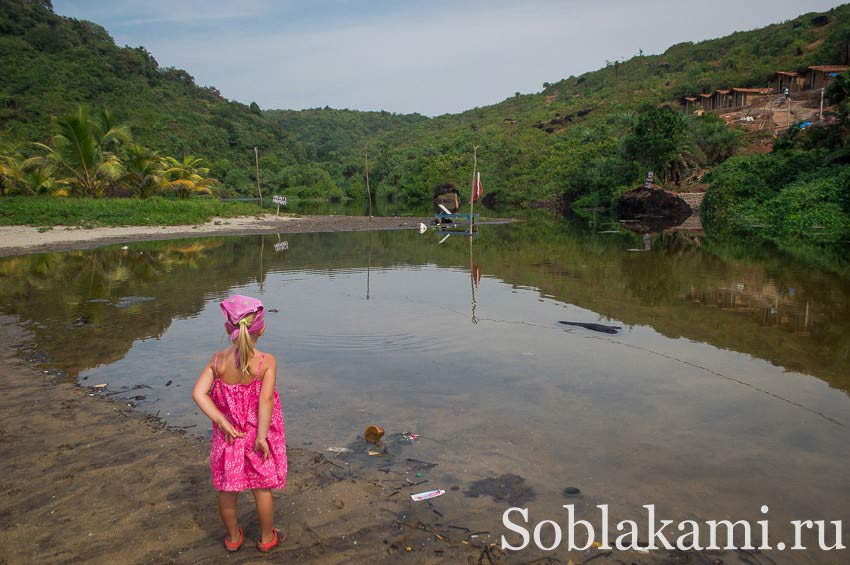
[
  {"xmin": 252, "ymin": 488, "xmax": 275, "ymax": 543},
  {"xmin": 218, "ymin": 492, "xmax": 240, "ymax": 542}
]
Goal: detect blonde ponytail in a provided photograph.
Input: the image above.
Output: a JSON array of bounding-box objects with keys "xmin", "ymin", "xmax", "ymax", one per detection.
[{"xmin": 235, "ymin": 313, "xmax": 256, "ymax": 374}]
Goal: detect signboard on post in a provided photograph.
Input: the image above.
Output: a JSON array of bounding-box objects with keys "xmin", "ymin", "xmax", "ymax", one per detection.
[{"xmin": 272, "ymin": 195, "xmax": 287, "ymax": 216}]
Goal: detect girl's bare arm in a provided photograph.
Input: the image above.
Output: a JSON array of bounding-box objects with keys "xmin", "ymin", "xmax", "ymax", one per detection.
[
  {"xmin": 192, "ymin": 356, "xmax": 244, "ymax": 443},
  {"xmin": 256, "ymin": 355, "xmax": 277, "ymax": 442}
]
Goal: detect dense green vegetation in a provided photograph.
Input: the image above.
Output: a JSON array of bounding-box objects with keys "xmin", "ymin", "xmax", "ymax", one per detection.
[
  {"xmin": 702, "ymin": 72, "xmax": 850, "ymax": 254},
  {"xmin": 0, "ymin": 105, "xmax": 221, "ymax": 198},
  {"xmin": 3, "ymin": 0, "xmax": 850, "ymax": 206},
  {"xmin": 0, "ymin": 196, "xmax": 260, "ymax": 227},
  {"xmin": 2, "ymin": 0, "xmax": 850, "ymax": 254}
]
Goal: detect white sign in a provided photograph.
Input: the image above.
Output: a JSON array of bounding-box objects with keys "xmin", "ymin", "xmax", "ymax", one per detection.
[
  {"xmin": 274, "ymin": 241, "xmax": 289, "ymax": 252},
  {"xmin": 272, "ymin": 195, "xmax": 287, "ymax": 205}
]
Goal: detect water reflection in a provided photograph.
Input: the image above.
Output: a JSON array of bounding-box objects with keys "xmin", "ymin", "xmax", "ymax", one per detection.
[
  {"xmin": 1, "ymin": 217, "xmax": 849, "ymax": 393},
  {"xmin": 2, "ymin": 216, "xmax": 849, "ymax": 561}
]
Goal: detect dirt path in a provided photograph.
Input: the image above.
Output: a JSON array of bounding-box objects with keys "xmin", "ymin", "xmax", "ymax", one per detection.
[
  {"xmin": 0, "ymin": 317, "xmax": 500, "ymax": 564},
  {"xmin": 0, "ymin": 215, "xmax": 514, "ymax": 258}
]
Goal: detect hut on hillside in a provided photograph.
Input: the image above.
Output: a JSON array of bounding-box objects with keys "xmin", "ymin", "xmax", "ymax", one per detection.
[
  {"xmin": 732, "ymin": 87, "xmax": 771, "ymax": 107},
  {"xmin": 770, "ymin": 71, "xmax": 803, "ymax": 94},
  {"xmin": 712, "ymin": 89, "xmax": 733, "ymax": 110},
  {"xmin": 699, "ymin": 92, "xmax": 714, "ymax": 111},
  {"xmin": 681, "ymin": 96, "xmax": 699, "ymax": 113},
  {"xmin": 804, "ymin": 65, "xmax": 849, "ymax": 90}
]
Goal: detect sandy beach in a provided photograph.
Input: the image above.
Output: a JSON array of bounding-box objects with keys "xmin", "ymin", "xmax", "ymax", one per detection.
[
  {"xmin": 0, "ymin": 215, "xmax": 503, "ymax": 257},
  {"xmin": 0, "ymin": 317, "xmax": 510, "ymax": 563}
]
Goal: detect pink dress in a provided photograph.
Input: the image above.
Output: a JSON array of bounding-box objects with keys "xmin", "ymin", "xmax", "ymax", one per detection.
[{"xmin": 209, "ymin": 352, "xmax": 288, "ymax": 492}]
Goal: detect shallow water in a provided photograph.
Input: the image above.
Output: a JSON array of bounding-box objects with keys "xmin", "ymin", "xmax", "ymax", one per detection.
[{"xmin": 2, "ymin": 216, "xmax": 848, "ymax": 560}]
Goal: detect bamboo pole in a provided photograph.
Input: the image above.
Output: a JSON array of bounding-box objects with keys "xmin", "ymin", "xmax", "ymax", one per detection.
[
  {"xmin": 365, "ymin": 143, "xmax": 373, "ymax": 219},
  {"xmin": 254, "ymin": 146, "xmax": 263, "ymax": 207},
  {"xmin": 468, "ymin": 145, "xmax": 478, "ymax": 235}
]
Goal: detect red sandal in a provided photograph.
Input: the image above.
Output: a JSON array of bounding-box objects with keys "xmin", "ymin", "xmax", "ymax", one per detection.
[
  {"xmin": 224, "ymin": 528, "xmax": 244, "ymax": 552},
  {"xmin": 257, "ymin": 528, "xmax": 285, "ymax": 552}
]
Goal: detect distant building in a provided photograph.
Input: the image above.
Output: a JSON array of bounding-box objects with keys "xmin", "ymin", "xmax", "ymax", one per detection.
[
  {"xmin": 731, "ymin": 87, "xmax": 771, "ymax": 107},
  {"xmin": 681, "ymin": 96, "xmax": 698, "ymax": 113},
  {"xmin": 699, "ymin": 92, "xmax": 714, "ymax": 111},
  {"xmin": 804, "ymin": 65, "xmax": 849, "ymax": 90},
  {"xmin": 770, "ymin": 71, "xmax": 803, "ymax": 94},
  {"xmin": 712, "ymin": 89, "xmax": 733, "ymax": 110}
]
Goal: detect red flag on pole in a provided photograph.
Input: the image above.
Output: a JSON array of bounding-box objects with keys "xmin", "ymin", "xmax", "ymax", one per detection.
[{"xmin": 471, "ymin": 172, "xmax": 484, "ymax": 203}]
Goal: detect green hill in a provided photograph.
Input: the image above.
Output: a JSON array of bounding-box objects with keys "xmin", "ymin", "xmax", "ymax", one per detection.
[{"xmin": 2, "ymin": 0, "xmax": 850, "ymax": 207}]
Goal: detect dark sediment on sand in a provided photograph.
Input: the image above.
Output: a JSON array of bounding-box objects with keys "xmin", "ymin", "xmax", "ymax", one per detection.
[{"xmin": 0, "ymin": 316, "xmax": 504, "ymax": 563}]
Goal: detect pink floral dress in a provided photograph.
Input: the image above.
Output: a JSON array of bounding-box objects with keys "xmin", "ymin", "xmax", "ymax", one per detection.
[{"xmin": 209, "ymin": 352, "xmax": 287, "ymax": 492}]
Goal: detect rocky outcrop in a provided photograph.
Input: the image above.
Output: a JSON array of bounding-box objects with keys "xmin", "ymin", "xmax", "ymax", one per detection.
[{"xmin": 616, "ymin": 186, "xmax": 693, "ymax": 233}]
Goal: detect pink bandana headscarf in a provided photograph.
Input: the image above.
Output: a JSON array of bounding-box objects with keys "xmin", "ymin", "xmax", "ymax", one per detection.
[{"xmin": 220, "ymin": 294, "xmax": 265, "ymax": 342}]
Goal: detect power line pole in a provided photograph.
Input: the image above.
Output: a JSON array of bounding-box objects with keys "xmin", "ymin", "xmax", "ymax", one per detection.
[
  {"xmin": 254, "ymin": 146, "xmax": 263, "ymax": 208},
  {"xmin": 820, "ymin": 88, "xmax": 825, "ymax": 121},
  {"xmin": 365, "ymin": 143, "xmax": 373, "ymax": 219}
]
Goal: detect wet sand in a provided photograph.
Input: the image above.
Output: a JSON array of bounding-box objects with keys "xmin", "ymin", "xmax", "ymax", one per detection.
[
  {"xmin": 0, "ymin": 315, "xmax": 760, "ymax": 564},
  {"xmin": 0, "ymin": 317, "xmax": 503, "ymax": 564},
  {"xmin": 0, "ymin": 215, "xmax": 513, "ymax": 257}
]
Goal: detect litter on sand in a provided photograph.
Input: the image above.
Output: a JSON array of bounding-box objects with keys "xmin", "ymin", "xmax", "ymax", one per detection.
[
  {"xmin": 326, "ymin": 447, "xmax": 351, "ymax": 454},
  {"xmin": 364, "ymin": 425, "xmax": 385, "ymax": 444},
  {"xmin": 92, "ymin": 383, "xmax": 108, "ymax": 389},
  {"xmin": 411, "ymin": 489, "xmax": 445, "ymax": 502}
]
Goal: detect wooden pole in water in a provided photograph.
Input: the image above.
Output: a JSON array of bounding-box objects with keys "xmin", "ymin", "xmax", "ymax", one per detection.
[
  {"xmin": 367, "ymin": 232, "xmax": 372, "ymax": 300},
  {"xmin": 365, "ymin": 143, "xmax": 373, "ymax": 219},
  {"xmin": 468, "ymin": 145, "xmax": 478, "ymax": 235},
  {"xmin": 254, "ymin": 146, "xmax": 263, "ymax": 208},
  {"xmin": 469, "ymin": 233, "xmax": 478, "ymax": 324}
]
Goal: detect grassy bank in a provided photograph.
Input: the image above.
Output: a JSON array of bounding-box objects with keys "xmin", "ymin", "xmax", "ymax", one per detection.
[{"xmin": 0, "ymin": 197, "xmax": 263, "ymax": 227}]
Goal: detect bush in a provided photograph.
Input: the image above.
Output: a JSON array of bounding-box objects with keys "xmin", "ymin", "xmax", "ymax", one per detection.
[
  {"xmin": 0, "ymin": 196, "xmax": 261, "ymax": 226},
  {"xmin": 703, "ymin": 152, "xmax": 850, "ymax": 250}
]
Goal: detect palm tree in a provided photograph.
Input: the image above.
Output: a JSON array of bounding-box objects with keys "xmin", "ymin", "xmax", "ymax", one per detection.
[
  {"xmin": 34, "ymin": 107, "xmax": 131, "ymax": 197},
  {"xmin": 121, "ymin": 144, "xmax": 165, "ymax": 198},
  {"xmin": 161, "ymin": 155, "xmax": 218, "ymax": 198},
  {"xmin": 0, "ymin": 145, "xmax": 62, "ymax": 196}
]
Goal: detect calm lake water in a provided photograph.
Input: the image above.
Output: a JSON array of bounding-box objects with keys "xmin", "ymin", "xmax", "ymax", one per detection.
[{"xmin": 2, "ymin": 215, "xmax": 848, "ymax": 560}]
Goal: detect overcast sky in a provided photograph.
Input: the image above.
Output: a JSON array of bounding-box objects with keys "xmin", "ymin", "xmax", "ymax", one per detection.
[{"xmin": 54, "ymin": 0, "xmax": 844, "ymax": 116}]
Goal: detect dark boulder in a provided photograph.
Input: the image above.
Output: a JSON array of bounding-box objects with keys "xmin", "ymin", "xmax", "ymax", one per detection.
[{"xmin": 616, "ymin": 186, "xmax": 692, "ymax": 233}]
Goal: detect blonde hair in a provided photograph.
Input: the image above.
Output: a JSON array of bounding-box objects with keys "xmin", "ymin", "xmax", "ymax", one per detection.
[{"xmin": 235, "ymin": 313, "xmax": 257, "ymax": 375}]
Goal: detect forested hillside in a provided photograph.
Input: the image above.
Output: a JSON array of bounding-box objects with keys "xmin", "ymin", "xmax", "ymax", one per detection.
[{"xmin": 3, "ymin": 0, "xmax": 850, "ymax": 208}]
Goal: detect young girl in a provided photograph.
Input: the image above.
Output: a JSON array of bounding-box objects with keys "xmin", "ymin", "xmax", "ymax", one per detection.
[{"xmin": 192, "ymin": 294, "xmax": 287, "ymax": 552}]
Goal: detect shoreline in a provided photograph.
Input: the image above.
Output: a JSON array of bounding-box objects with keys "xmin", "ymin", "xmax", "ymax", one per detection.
[
  {"xmin": 0, "ymin": 316, "xmax": 503, "ymax": 563},
  {"xmin": 0, "ymin": 215, "xmax": 516, "ymax": 258}
]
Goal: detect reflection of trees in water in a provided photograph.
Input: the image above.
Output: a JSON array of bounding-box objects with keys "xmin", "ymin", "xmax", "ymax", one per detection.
[
  {"xmin": 0, "ymin": 217, "xmax": 848, "ymax": 393},
  {"xmin": 0, "ymin": 239, "xmax": 260, "ymax": 376}
]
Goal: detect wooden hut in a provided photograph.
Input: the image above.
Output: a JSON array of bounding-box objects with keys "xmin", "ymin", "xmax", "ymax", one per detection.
[
  {"xmin": 732, "ymin": 87, "xmax": 771, "ymax": 107},
  {"xmin": 771, "ymin": 71, "xmax": 802, "ymax": 94},
  {"xmin": 698, "ymin": 92, "xmax": 714, "ymax": 111},
  {"xmin": 681, "ymin": 96, "xmax": 698, "ymax": 113},
  {"xmin": 804, "ymin": 65, "xmax": 849, "ymax": 90},
  {"xmin": 711, "ymin": 89, "xmax": 733, "ymax": 110}
]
